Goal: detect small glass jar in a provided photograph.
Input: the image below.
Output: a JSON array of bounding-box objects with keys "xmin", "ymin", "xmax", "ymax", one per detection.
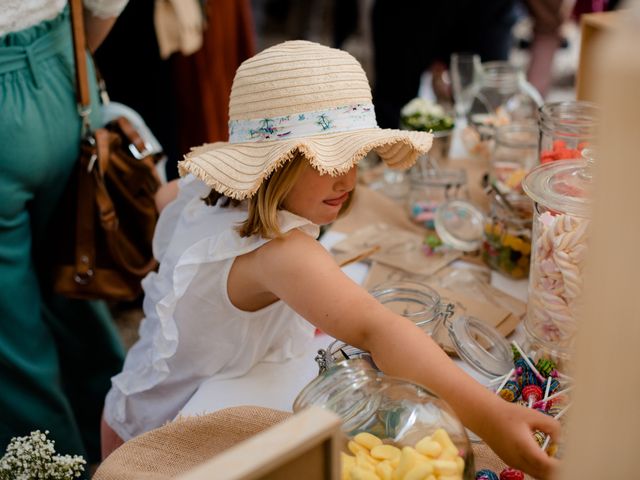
[
  {"xmin": 538, "ymin": 101, "xmax": 599, "ymax": 163},
  {"xmin": 317, "ymin": 281, "xmax": 454, "ymax": 372},
  {"xmin": 369, "ymin": 281, "xmax": 453, "ymax": 337},
  {"xmin": 482, "ymin": 195, "xmax": 533, "ymax": 279},
  {"xmin": 522, "ymin": 150, "xmax": 594, "ymax": 363},
  {"xmin": 407, "ymin": 168, "xmax": 468, "ymax": 229},
  {"xmin": 463, "ymin": 62, "xmax": 543, "ymax": 160},
  {"xmin": 490, "ymin": 123, "xmax": 539, "ymax": 196},
  {"xmin": 293, "ymin": 359, "xmax": 475, "ymax": 479}
]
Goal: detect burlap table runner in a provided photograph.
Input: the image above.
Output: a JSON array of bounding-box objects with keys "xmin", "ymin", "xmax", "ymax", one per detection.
[
  {"xmin": 94, "ymin": 406, "xmax": 528, "ymax": 479},
  {"xmin": 93, "ymin": 406, "xmax": 291, "ymax": 479}
]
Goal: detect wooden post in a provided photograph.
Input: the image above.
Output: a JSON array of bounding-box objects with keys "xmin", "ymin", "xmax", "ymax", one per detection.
[{"xmin": 560, "ymin": 6, "xmax": 640, "ymax": 479}]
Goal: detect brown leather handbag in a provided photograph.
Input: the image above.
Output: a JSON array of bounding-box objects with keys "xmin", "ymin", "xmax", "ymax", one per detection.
[{"xmin": 52, "ymin": 0, "xmax": 160, "ymax": 301}]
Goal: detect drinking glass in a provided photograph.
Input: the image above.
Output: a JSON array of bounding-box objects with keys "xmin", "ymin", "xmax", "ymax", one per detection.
[{"xmin": 450, "ymin": 53, "xmax": 482, "ymax": 118}]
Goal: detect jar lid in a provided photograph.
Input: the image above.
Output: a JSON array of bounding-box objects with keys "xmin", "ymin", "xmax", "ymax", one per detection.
[
  {"xmin": 434, "ymin": 200, "xmax": 485, "ymax": 251},
  {"xmin": 409, "ymin": 167, "xmax": 467, "ymax": 188},
  {"xmin": 522, "ymin": 157, "xmax": 593, "ymax": 217},
  {"xmin": 445, "ymin": 316, "xmax": 513, "ymax": 378},
  {"xmin": 369, "ymin": 281, "xmax": 441, "ymax": 325}
]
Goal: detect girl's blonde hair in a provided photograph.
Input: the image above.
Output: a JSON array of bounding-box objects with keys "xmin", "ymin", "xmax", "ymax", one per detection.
[{"xmin": 204, "ymin": 154, "xmax": 354, "ymax": 238}]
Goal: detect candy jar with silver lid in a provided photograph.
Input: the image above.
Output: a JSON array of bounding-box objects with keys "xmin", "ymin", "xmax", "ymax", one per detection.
[
  {"xmin": 521, "ymin": 149, "xmax": 595, "ymax": 364},
  {"xmin": 294, "ymin": 358, "xmax": 475, "ymax": 479}
]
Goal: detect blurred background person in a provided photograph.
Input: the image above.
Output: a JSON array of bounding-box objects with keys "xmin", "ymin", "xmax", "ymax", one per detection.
[{"xmin": 0, "ymin": 0, "xmax": 128, "ymax": 473}]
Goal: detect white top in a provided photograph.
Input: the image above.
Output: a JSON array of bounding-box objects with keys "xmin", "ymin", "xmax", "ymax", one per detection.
[
  {"xmin": 103, "ymin": 175, "xmax": 318, "ymax": 441},
  {"xmin": 0, "ymin": 0, "xmax": 129, "ymax": 37}
]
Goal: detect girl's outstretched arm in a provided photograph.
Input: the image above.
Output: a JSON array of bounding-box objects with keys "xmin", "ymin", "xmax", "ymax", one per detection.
[{"xmin": 250, "ymin": 230, "xmax": 560, "ymax": 479}]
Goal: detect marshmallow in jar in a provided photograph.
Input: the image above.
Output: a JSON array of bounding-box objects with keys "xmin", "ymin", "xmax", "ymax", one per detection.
[{"xmin": 522, "ymin": 151, "xmax": 595, "ymax": 361}]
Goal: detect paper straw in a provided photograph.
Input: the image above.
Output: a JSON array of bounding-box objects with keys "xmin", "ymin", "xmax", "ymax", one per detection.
[
  {"xmin": 494, "ymin": 368, "xmax": 514, "ymax": 394},
  {"xmin": 534, "ymin": 386, "xmax": 573, "ymax": 407},
  {"xmin": 511, "ymin": 341, "xmax": 545, "ymax": 381},
  {"xmin": 541, "ymin": 403, "xmax": 572, "ymax": 451}
]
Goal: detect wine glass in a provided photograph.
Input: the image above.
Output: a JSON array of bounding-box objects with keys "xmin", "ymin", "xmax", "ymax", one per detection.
[{"xmin": 450, "ymin": 53, "xmax": 482, "ymax": 118}]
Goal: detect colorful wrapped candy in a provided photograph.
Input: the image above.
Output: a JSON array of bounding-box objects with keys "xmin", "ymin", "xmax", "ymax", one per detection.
[
  {"xmin": 500, "ymin": 467, "xmax": 524, "ymax": 480},
  {"xmin": 476, "ymin": 469, "xmax": 499, "ymax": 480}
]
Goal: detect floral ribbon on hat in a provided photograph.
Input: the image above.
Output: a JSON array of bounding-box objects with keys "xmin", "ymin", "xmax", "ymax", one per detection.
[{"xmin": 228, "ymin": 103, "xmax": 378, "ymax": 143}]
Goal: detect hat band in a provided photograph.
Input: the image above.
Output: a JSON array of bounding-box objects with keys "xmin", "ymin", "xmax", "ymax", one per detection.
[{"xmin": 228, "ymin": 103, "xmax": 377, "ymax": 143}]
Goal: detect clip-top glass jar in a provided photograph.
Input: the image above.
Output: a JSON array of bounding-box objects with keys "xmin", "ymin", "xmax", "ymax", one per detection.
[
  {"xmin": 482, "ymin": 194, "xmax": 533, "ymax": 279},
  {"xmin": 490, "ymin": 122, "xmax": 539, "ymax": 197},
  {"xmin": 294, "ymin": 359, "xmax": 475, "ymax": 479},
  {"xmin": 522, "ymin": 150, "xmax": 595, "ymax": 364},
  {"xmin": 407, "ymin": 168, "xmax": 468, "ymax": 229},
  {"xmin": 538, "ymin": 101, "xmax": 599, "ymax": 163},
  {"xmin": 463, "ymin": 62, "xmax": 543, "ymax": 160},
  {"xmin": 316, "ymin": 281, "xmax": 454, "ymax": 372}
]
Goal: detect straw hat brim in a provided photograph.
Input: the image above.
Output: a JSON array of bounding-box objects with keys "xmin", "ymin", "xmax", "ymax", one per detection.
[{"xmin": 178, "ymin": 128, "xmax": 433, "ymax": 200}]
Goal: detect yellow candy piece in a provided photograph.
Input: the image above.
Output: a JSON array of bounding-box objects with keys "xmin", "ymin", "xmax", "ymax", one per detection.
[
  {"xmin": 415, "ymin": 438, "xmax": 442, "ymax": 458},
  {"xmin": 375, "ymin": 460, "xmax": 393, "ymax": 480},
  {"xmin": 394, "ymin": 446, "xmax": 418, "ymax": 480},
  {"xmin": 356, "ymin": 451, "xmax": 377, "ymax": 470},
  {"xmin": 511, "ymin": 267, "xmax": 525, "ymax": 279},
  {"xmin": 349, "ymin": 440, "xmax": 370, "ymax": 456},
  {"xmin": 433, "ymin": 459, "xmax": 458, "ymax": 476},
  {"xmin": 455, "ymin": 456, "xmax": 465, "ymax": 474},
  {"xmin": 354, "ymin": 432, "xmax": 383, "ymax": 450},
  {"xmin": 404, "ymin": 461, "xmax": 434, "ymax": 480},
  {"xmin": 349, "ymin": 465, "xmax": 379, "ymax": 480},
  {"xmin": 432, "ymin": 429, "xmax": 456, "ymax": 453},
  {"xmin": 341, "ymin": 452, "xmax": 356, "ymax": 480},
  {"xmin": 370, "ymin": 444, "xmax": 401, "ymax": 461},
  {"xmin": 439, "ymin": 447, "xmax": 460, "ymax": 461},
  {"xmin": 511, "ymin": 237, "xmax": 524, "ymax": 252}
]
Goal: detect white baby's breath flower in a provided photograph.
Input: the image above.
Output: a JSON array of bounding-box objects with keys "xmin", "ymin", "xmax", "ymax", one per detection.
[
  {"xmin": 0, "ymin": 431, "xmax": 85, "ymax": 480},
  {"xmin": 400, "ymin": 97, "xmax": 445, "ymax": 118}
]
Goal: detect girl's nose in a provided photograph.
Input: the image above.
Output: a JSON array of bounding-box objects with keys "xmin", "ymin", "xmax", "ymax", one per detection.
[{"xmin": 335, "ymin": 167, "xmax": 357, "ymax": 191}]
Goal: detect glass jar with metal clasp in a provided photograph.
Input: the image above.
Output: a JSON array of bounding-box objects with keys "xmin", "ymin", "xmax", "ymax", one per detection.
[
  {"xmin": 294, "ymin": 358, "xmax": 476, "ymax": 479},
  {"xmin": 315, "ymin": 281, "xmax": 455, "ymax": 373}
]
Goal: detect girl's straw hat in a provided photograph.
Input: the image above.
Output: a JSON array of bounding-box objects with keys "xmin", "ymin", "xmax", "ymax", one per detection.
[{"xmin": 178, "ymin": 40, "xmax": 433, "ymax": 200}]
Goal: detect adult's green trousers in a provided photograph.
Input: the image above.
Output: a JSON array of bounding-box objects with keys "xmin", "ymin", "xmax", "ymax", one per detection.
[{"xmin": 0, "ymin": 7, "xmax": 124, "ymax": 465}]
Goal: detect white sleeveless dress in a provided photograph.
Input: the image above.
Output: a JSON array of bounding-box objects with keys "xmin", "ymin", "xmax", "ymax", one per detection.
[{"xmin": 103, "ymin": 175, "xmax": 317, "ymax": 440}]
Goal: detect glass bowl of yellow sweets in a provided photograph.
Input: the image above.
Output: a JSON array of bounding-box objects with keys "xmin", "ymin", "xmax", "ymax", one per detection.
[{"xmin": 294, "ymin": 359, "xmax": 474, "ymax": 480}]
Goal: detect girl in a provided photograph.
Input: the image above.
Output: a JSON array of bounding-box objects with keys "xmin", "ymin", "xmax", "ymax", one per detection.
[{"xmin": 102, "ymin": 40, "xmax": 559, "ymax": 479}]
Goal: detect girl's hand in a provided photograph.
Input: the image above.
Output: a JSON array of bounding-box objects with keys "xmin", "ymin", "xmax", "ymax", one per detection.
[{"xmin": 479, "ymin": 400, "xmax": 561, "ymax": 480}]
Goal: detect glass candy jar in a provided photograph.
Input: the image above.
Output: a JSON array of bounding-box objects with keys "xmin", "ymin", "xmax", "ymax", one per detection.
[
  {"xmin": 538, "ymin": 101, "xmax": 599, "ymax": 163},
  {"xmin": 522, "ymin": 150, "xmax": 595, "ymax": 362},
  {"xmin": 490, "ymin": 123, "xmax": 539, "ymax": 196},
  {"xmin": 294, "ymin": 359, "xmax": 475, "ymax": 479},
  {"xmin": 463, "ymin": 62, "xmax": 543, "ymax": 160},
  {"xmin": 407, "ymin": 168, "xmax": 468, "ymax": 229},
  {"xmin": 316, "ymin": 281, "xmax": 454, "ymax": 372},
  {"xmin": 482, "ymin": 195, "xmax": 533, "ymax": 279}
]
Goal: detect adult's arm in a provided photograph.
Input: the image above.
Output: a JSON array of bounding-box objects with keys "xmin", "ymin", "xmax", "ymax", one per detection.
[{"xmin": 82, "ymin": 0, "xmax": 130, "ymax": 52}]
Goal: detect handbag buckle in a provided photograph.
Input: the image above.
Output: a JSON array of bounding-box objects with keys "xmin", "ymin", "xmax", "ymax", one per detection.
[
  {"xmin": 129, "ymin": 141, "xmax": 153, "ymax": 160},
  {"xmin": 74, "ymin": 269, "xmax": 94, "ymax": 285}
]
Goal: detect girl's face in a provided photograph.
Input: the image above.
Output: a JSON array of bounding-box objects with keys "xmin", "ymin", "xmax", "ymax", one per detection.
[{"xmin": 282, "ymin": 162, "xmax": 356, "ymax": 225}]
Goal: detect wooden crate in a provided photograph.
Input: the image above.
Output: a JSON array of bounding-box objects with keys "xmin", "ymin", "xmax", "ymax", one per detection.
[{"xmin": 177, "ymin": 407, "xmax": 343, "ymax": 480}]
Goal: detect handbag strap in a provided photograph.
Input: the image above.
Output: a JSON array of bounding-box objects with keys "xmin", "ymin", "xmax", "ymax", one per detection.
[{"xmin": 69, "ymin": 0, "xmax": 92, "ymax": 134}]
